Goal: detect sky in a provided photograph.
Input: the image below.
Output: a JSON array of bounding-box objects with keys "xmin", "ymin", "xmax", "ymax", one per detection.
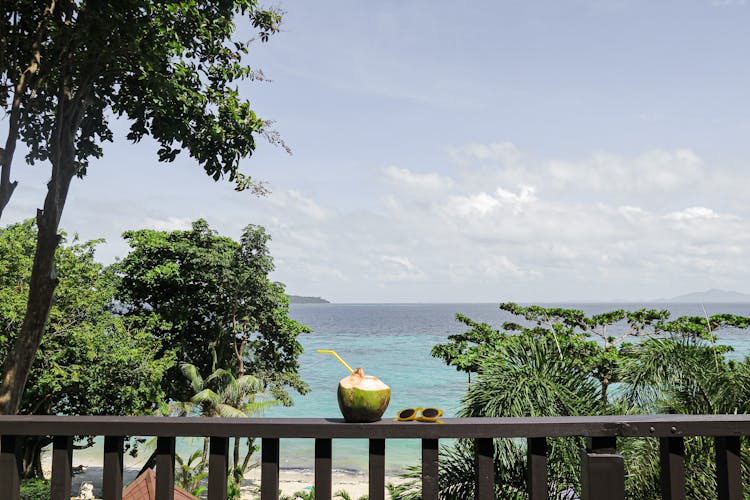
[{"xmin": 4, "ymin": 0, "xmax": 750, "ymax": 302}]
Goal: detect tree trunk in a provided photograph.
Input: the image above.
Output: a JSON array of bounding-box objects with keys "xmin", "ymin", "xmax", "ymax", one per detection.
[
  {"xmin": 0, "ymin": 88, "xmax": 22, "ymax": 220},
  {"xmin": 21, "ymin": 437, "xmax": 47, "ymax": 479},
  {"xmin": 0, "ymin": 95, "xmax": 77, "ymax": 414}
]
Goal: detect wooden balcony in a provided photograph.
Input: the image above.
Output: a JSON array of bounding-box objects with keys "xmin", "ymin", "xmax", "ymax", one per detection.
[{"xmin": 0, "ymin": 414, "xmax": 748, "ymax": 499}]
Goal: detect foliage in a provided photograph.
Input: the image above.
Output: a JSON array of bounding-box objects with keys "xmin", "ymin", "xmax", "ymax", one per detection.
[
  {"xmin": 1, "ymin": 0, "xmax": 282, "ymax": 192},
  {"xmin": 0, "ymin": 220, "xmax": 173, "ymax": 415},
  {"xmin": 334, "ymin": 490, "xmax": 368, "ymax": 500},
  {"xmin": 116, "ymin": 219, "xmax": 310, "ymax": 404},
  {"xmin": 175, "ymin": 450, "xmax": 208, "ymax": 497},
  {"xmin": 280, "ymin": 487, "xmax": 315, "ymax": 500},
  {"xmin": 0, "ymin": 0, "xmax": 287, "ymax": 415},
  {"xmin": 19, "ymin": 479, "xmax": 50, "ymax": 500},
  {"xmin": 388, "ymin": 303, "xmax": 750, "ymax": 499},
  {"xmin": 0, "ymin": 220, "xmax": 173, "ymax": 476}
]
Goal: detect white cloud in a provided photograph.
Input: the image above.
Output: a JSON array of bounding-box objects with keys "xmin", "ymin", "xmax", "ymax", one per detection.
[
  {"xmin": 665, "ymin": 206, "xmax": 721, "ymax": 221},
  {"xmin": 142, "ymin": 216, "xmax": 193, "ymax": 231},
  {"xmin": 446, "ymin": 192, "xmax": 500, "ymax": 216},
  {"xmin": 12, "ymin": 138, "xmax": 748, "ymax": 302},
  {"xmin": 379, "ymin": 255, "xmax": 426, "ymax": 282},
  {"xmin": 269, "ymin": 190, "xmax": 330, "ymax": 221},
  {"xmin": 547, "ymin": 149, "xmax": 704, "ymax": 192},
  {"xmin": 382, "ymin": 166, "xmax": 453, "ymax": 191}
]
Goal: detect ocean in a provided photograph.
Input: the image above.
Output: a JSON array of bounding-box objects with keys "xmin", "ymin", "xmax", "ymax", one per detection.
[
  {"xmin": 73, "ymin": 302, "xmax": 750, "ymax": 475},
  {"xmin": 260, "ymin": 302, "xmax": 750, "ymax": 474}
]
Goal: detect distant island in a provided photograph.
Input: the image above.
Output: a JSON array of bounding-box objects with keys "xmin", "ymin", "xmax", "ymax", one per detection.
[
  {"xmin": 288, "ymin": 295, "xmax": 330, "ymax": 304},
  {"xmin": 658, "ymin": 289, "xmax": 750, "ymax": 303}
]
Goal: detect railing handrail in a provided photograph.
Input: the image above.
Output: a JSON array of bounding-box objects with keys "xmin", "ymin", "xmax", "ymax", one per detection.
[
  {"xmin": 0, "ymin": 413, "xmax": 749, "ymax": 438},
  {"xmin": 1, "ymin": 414, "xmax": 748, "ymax": 499}
]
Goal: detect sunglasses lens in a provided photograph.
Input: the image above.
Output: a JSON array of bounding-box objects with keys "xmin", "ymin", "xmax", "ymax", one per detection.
[
  {"xmin": 422, "ymin": 408, "xmax": 439, "ymax": 419},
  {"xmin": 399, "ymin": 409, "xmax": 415, "ymax": 419}
]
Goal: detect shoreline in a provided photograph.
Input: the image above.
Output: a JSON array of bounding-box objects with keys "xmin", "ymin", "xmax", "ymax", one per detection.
[{"xmin": 43, "ymin": 457, "xmax": 406, "ymax": 499}]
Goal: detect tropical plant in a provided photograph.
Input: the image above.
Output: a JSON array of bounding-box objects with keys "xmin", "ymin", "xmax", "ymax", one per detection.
[
  {"xmin": 166, "ymin": 359, "xmax": 279, "ymax": 497},
  {"xmin": 390, "ymin": 303, "xmax": 750, "ymax": 499},
  {"xmin": 280, "ymin": 487, "xmax": 315, "ymax": 500},
  {"xmin": 0, "ymin": 220, "xmax": 173, "ymax": 477},
  {"xmin": 175, "ymin": 450, "xmax": 208, "ymax": 497},
  {"xmin": 19, "ymin": 478, "xmax": 50, "ymax": 500},
  {"xmin": 334, "ymin": 489, "xmax": 369, "ymax": 500},
  {"xmin": 116, "ymin": 220, "xmax": 310, "ymax": 405},
  {"xmin": 0, "ymin": 0, "xmax": 286, "ymax": 415}
]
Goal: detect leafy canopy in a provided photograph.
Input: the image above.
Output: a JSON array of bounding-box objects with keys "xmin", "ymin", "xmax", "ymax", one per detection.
[
  {"xmin": 115, "ymin": 219, "xmax": 310, "ymax": 404},
  {"xmin": 0, "ymin": 219, "xmax": 173, "ymax": 416},
  {"xmin": 2, "ymin": 0, "xmax": 283, "ymax": 191},
  {"xmin": 389, "ymin": 303, "xmax": 750, "ymax": 499}
]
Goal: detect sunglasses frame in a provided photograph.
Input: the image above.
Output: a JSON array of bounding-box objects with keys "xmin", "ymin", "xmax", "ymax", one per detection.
[{"xmin": 393, "ymin": 407, "xmax": 444, "ymax": 423}]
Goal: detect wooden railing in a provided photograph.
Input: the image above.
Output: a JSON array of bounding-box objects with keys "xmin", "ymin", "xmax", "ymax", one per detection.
[{"xmin": 0, "ymin": 414, "xmax": 747, "ymax": 499}]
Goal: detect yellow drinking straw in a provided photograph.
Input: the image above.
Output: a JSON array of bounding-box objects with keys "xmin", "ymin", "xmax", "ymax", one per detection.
[{"xmin": 317, "ymin": 349, "xmax": 354, "ymax": 374}]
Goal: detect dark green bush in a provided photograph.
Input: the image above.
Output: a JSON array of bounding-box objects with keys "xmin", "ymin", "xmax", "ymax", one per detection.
[{"xmin": 20, "ymin": 478, "xmax": 50, "ymax": 500}]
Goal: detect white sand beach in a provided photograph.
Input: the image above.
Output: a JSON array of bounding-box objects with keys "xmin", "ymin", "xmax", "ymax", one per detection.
[{"xmin": 44, "ymin": 457, "xmax": 405, "ymax": 499}]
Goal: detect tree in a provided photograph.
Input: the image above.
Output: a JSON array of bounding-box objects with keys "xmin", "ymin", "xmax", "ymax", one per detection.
[
  {"xmin": 176, "ymin": 360, "xmax": 279, "ymax": 495},
  {"xmin": 116, "ymin": 219, "xmax": 310, "ymax": 404},
  {"xmin": 0, "ymin": 220, "xmax": 174, "ymax": 477},
  {"xmin": 0, "ymin": 0, "xmax": 284, "ymax": 414},
  {"xmin": 389, "ymin": 303, "xmax": 750, "ymax": 499}
]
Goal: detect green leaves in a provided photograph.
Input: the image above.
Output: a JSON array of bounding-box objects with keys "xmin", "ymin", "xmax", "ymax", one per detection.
[
  {"xmin": 0, "ymin": 219, "xmax": 174, "ymax": 417},
  {"xmin": 412, "ymin": 303, "xmax": 750, "ymax": 499},
  {"xmin": 116, "ymin": 219, "xmax": 310, "ymax": 404}
]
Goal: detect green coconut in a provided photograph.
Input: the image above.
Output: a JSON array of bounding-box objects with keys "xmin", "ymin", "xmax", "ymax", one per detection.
[{"xmin": 337, "ymin": 367, "xmax": 391, "ymax": 423}]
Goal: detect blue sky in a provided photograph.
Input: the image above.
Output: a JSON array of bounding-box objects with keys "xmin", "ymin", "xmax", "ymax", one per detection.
[{"xmin": 5, "ymin": 0, "xmax": 750, "ymax": 302}]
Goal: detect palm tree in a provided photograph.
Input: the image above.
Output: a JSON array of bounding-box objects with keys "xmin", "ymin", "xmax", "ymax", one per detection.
[
  {"xmin": 179, "ymin": 361, "xmax": 279, "ymax": 488},
  {"xmin": 392, "ymin": 306, "xmax": 750, "ymax": 499}
]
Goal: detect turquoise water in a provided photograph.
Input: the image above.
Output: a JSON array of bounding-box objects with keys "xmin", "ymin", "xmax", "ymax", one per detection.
[
  {"xmin": 261, "ymin": 302, "xmax": 750, "ymax": 473},
  {"xmin": 73, "ymin": 302, "xmax": 750, "ymax": 474}
]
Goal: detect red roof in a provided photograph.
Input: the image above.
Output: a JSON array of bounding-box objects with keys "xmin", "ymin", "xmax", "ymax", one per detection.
[{"xmin": 122, "ymin": 468, "xmax": 198, "ymax": 500}]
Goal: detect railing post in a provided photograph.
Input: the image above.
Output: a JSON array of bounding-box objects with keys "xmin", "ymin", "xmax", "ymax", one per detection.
[
  {"xmin": 527, "ymin": 437, "xmax": 547, "ymax": 500},
  {"xmin": 659, "ymin": 437, "xmax": 685, "ymax": 500},
  {"xmin": 475, "ymin": 438, "xmax": 494, "ymax": 500},
  {"xmin": 0, "ymin": 435, "xmax": 21, "ymax": 500},
  {"xmin": 422, "ymin": 438, "xmax": 439, "ymax": 500},
  {"xmin": 715, "ymin": 436, "xmax": 742, "ymax": 500},
  {"xmin": 261, "ymin": 438, "xmax": 280, "ymax": 500},
  {"xmin": 51, "ymin": 436, "xmax": 73, "ymax": 500},
  {"xmin": 315, "ymin": 438, "xmax": 332, "ymax": 500},
  {"xmin": 580, "ymin": 437, "xmax": 624, "ymax": 500},
  {"xmin": 369, "ymin": 439, "xmax": 385, "ymax": 500},
  {"xmin": 156, "ymin": 436, "xmax": 176, "ymax": 500},
  {"xmin": 209, "ymin": 436, "xmax": 229, "ymax": 500},
  {"xmin": 103, "ymin": 436, "xmax": 124, "ymax": 500}
]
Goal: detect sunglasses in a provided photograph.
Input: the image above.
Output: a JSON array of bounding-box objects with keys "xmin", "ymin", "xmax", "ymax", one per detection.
[{"xmin": 393, "ymin": 407, "xmax": 444, "ymax": 423}]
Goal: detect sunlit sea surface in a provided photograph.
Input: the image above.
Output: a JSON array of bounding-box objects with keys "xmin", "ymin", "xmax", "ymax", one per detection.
[{"xmin": 73, "ymin": 302, "xmax": 750, "ymax": 474}]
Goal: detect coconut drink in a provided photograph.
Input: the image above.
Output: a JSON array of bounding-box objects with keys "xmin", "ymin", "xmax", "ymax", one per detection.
[
  {"xmin": 337, "ymin": 367, "xmax": 391, "ymax": 423},
  {"xmin": 318, "ymin": 349, "xmax": 391, "ymax": 423}
]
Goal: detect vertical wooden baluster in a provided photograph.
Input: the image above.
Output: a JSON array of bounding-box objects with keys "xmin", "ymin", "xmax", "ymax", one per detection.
[
  {"xmin": 261, "ymin": 438, "xmax": 280, "ymax": 500},
  {"xmin": 315, "ymin": 438, "xmax": 332, "ymax": 500},
  {"xmin": 527, "ymin": 437, "xmax": 547, "ymax": 500},
  {"xmin": 156, "ymin": 437, "xmax": 176, "ymax": 500},
  {"xmin": 369, "ymin": 439, "xmax": 385, "ymax": 500},
  {"xmin": 209, "ymin": 437, "xmax": 229, "ymax": 500},
  {"xmin": 422, "ymin": 439, "xmax": 439, "ymax": 500},
  {"xmin": 0, "ymin": 435, "xmax": 21, "ymax": 500},
  {"xmin": 580, "ymin": 437, "xmax": 624, "ymax": 500},
  {"xmin": 51, "ymin": 436, "xmax": 73, "ymax": 500},
  {"xmin": 660, "ymin": 437, "xmax": 685, "ymax": 500},
  {"xmin": 475, "ymin": 438, "xmax": 494, "ymax": 500},
  {"xmin": 103, "ymin": 436, "xmax": 124, "ymax": 500},
  {"xmin": 716, "ymin": 436, "xmax": 742, "ymax": 500}
]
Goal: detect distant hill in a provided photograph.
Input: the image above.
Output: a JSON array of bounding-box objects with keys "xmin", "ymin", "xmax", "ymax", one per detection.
[
  {"xmin": 288, "ymin": 295, "xmax": 330, "ymax": 304},
  {"xmin": 658, "ymin": 289, "xmax": 750, "ymax": 303}
]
